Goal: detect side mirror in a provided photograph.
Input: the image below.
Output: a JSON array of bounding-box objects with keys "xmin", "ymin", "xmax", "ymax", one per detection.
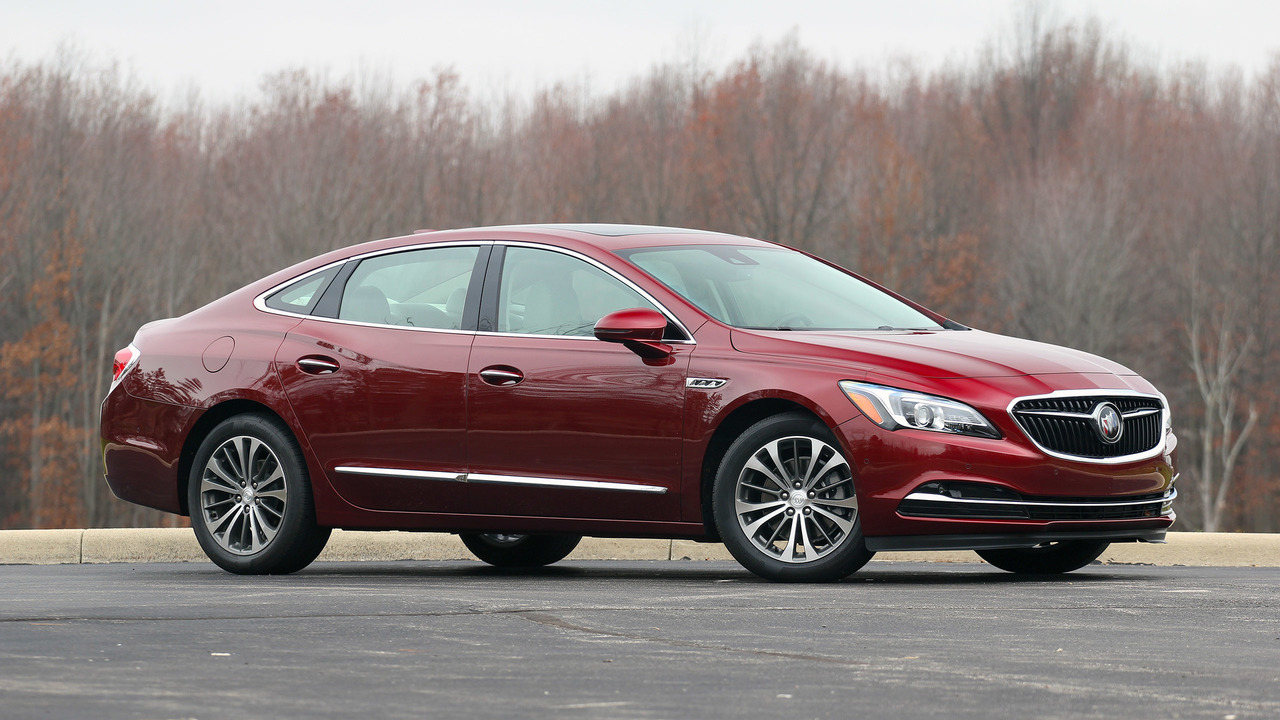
[{"xmin": 594, "ymin": 308, "xmax": 672, "ymax": 359}]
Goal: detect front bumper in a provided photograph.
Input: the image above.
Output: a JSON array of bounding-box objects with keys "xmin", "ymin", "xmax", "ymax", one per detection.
[{"xmin": 835, "ymin": 413, "xmax": 1177, "ymax": 543}]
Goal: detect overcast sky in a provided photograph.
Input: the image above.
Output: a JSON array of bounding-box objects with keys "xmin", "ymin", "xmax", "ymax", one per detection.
[{"xmin": 4, "ymin": 0, "xmax": 1278, "ymax": 103}]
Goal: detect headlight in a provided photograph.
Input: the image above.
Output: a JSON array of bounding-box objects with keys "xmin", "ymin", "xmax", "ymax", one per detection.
[{"xmin": 839, "ymin": 381, "xmax": 1000, "ymax": 439}]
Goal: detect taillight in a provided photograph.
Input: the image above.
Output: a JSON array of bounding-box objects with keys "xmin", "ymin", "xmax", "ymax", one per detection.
[{"xmin": 112, "ymin": 344, "xmax": 140, "ymax": 385}]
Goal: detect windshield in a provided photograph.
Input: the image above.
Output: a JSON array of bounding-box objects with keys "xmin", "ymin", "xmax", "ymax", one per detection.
[{"xmin": 618, "ymin": 245, "xmax": 942, "ymax": 331}]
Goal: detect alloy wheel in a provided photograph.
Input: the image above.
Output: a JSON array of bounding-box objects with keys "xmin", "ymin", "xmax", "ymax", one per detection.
[
  {"xmin": 198, "ymin": 435, "xmax": 289, "ymax": 555},
  {"xmin": 733, "ymin": 435, "xmax": 859, "ymax": 563}
]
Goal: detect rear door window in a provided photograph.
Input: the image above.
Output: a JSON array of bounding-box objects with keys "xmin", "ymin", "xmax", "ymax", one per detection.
[{"xmin": 339, "ymin": 246, "xmax": 481, "ymax": 330}]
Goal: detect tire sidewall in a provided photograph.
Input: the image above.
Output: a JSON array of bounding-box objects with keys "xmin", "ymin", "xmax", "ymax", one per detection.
[
  {"xmin": 713, "ymin": 412, "xmax": 872, "ymax": 582},
  {"xmin": 188, "ymin": 414, "xmax": 322, "ymax": 574}
]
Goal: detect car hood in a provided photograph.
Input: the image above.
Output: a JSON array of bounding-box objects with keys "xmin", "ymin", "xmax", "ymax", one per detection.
[{"xmin": 729, "ymin": 328, "xmax": 1136, "ymax": 379}]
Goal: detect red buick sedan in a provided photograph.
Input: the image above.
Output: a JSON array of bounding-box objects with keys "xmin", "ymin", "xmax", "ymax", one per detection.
[{"xmin": 101, "ymin": 224, "xmax": 1176, "ymax": 581}]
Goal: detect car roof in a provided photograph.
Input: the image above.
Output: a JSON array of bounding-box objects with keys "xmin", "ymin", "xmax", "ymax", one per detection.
[{"xmin": 398, "ymin": 223, "xmax": 777, "ymax": 252}]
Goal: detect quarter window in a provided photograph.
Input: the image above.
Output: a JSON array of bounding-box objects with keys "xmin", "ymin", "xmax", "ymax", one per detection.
[
  {"xmin": 264, "ymin": 268, "xmax": 338, "ymax": 314},
  {"xmin": 339, "ymin": 246, "xmax": 479, "ymax": 329}
]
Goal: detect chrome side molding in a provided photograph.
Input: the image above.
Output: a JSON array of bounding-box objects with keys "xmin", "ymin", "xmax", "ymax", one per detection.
[
  {"xmin": 335, "ymin": 466, "xmax": 466, "ymax": 483},
  {"xmin": 333, "ymin": 466, "xmax": 667, "ymax": 494}
]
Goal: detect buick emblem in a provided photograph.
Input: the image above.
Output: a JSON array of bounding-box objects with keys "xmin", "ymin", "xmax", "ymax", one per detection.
[{"xmin": 1093, "ymin": 402, "xmax": 1124, "ymax": 444}]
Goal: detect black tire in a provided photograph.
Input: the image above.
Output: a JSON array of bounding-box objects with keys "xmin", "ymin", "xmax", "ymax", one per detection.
[
  {"xmin": 188, "ymin": 414, "xmax": 331, "ymax": 575},
  {"xmin": 976, "ymin": 541, "xmax": 1109, "ymax": 574},
  {"xmin": 713, "ymin": 412, "xmax": 873, "ymax": 582},
  {"xmin": 459, "ymin": 533, "xmax": 582, "ymax": 567}
]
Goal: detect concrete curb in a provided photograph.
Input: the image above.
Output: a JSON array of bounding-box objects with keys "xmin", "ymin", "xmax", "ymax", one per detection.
[{"xmin": 2, "ymin": 529, "xmax": 1279, "ymax": 567}]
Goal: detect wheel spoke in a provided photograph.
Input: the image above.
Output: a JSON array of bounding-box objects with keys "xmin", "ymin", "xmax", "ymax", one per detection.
[
  {"xmin": 259, "ymin": 464, "xmax": 285, "ymax": 489},
  {"xmin": 243, "ymin": 508, "xmax": 260, "ymax": 553},
  {"xmin": 237, "ymin": 438, "xmax": 255, "ymax": 488},
  {"xmin": 812, "ymin": 505, "xmax": 855, "ymax": 535},
  {"xmin": 810, "ymin": 515, "xmax": 837, "ymax": 549},
  {"xmin": 803, "ymin": 451, "xmax": 848, "ymax": 491},
  {"xmin": 761, "ymin": 516, "xmax": 787, "ymax": 549},
  {"xmin": 256, "ymin": 500, "xmax": 284, "ymax": 526},
  {"xmin": 782, "ymin": 513, "xmax": 802, "ymax": 561},
  {"xmin": 202, "ymin": 496, "xmax": 236, "ymax": 514},
  {"xmin": 798, "ymin": 516, "xmax": 820, "ymax": 560},
  {"xmin": 204, "ymin": 461, "xmax": 241, "ymax": 493},
  {"xmin": 744, "ymin": 455, "xmax": 788, "ymax": 492},
  {"xmin": 763, "ymin": 441, "xmax": 792, "ymax": 485},
  {"xmin": 735, "ymin": 497, "xmax": 787, "ymax": 515},
  {"xmin": 206, "ymin": 504, "xmax": 240, "ymax": 538},
  {"xmin": 236, "ymin": 511, "xmax": 252, "ymax": 553},
  {"xmin": 739, "ymin": 478, "xmax": 781, "ymax": 496},
  {"xmin": 812, "ymin": 494, "xmax": 859, "ymax": 510},
  {"xmin": 742, "ymin": 505, "xmax": 788, "ymax": 538}
]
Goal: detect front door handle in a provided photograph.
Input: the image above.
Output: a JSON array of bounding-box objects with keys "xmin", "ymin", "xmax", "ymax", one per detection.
[
  {"xmin": 297, "ymin": 356, "xmax": 340, "ymax": 375},
  {"xmin": 478, "ymin": 366, "xmax": 523, "ymax": 386}
]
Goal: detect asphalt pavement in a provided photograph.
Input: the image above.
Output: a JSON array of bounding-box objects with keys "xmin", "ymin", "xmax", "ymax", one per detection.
[{"xmin": 1, "ymin": 560, "xmax": 1276, "ymax": 719}]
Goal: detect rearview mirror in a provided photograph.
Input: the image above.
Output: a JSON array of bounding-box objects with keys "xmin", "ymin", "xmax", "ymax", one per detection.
[{"xmin": 594, "ymin": 308, "xmax": 672, "ymax": 359}]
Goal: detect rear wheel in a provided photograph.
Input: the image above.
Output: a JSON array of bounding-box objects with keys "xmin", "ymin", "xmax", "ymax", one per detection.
[
  {"xmin": 976, "ymin": 540, "xmax": 1109, "ymax": 574},
  {"xmin": 459, "ymin": 533, "xmax": 582, "ymax": 567},
  {"xmin": 188, "ymin": 414, "xmax": 331, "ymax": 574},
  {"xmin": 713, "ymin": 413, "xmax": 873, "ymax": 582}
]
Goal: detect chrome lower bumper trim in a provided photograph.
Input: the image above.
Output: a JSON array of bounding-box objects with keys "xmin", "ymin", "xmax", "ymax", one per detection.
[{"xmin": 902, "ymin": 487, "xmax": 1176, "ymax": 510}]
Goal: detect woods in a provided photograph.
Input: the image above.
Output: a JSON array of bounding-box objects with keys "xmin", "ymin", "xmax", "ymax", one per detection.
[{"xmin": 2, "ymin": 17, "xmax": 1278, "ymax": 531}]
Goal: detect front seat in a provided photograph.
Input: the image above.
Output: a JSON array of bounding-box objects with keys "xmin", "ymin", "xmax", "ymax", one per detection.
[{"xmin": 520, "ymin": 279, "xmax": 582, "ymax": 335}]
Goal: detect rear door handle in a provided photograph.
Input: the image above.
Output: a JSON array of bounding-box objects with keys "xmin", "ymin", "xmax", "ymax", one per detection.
[
  {"xmin": 297, "ymin": 356, "xmax": 340, "ymax": 375},
  {"xmin": 478, "ymin": 366, "xmax": 523, "ymax": 386}
]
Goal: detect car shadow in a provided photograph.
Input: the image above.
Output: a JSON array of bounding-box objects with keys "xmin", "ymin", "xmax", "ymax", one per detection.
[{"xmin": 276, "ymin": 559, "xmax": 1159, "ymax": 585}]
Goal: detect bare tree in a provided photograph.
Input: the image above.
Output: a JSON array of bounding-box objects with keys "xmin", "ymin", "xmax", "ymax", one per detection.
[{"xmin": 1185, "ymin": 273, "xmax": 1258, "ymax": 532}]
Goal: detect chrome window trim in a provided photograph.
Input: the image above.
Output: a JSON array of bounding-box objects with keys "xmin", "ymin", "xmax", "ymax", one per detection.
[
  {"xmin": 332, "ymin": 466, "xmax": 667, "ymax": 495},
  {"xmin": 252, "ymin": 240, "xmax": 493, "ymax": 334},
  {"xmin": 252, "ymin": 238, "xmax": 698, "ymax": 344},
  {"xmin": 490, "ymin": 240, "xmax": 696, "ymax": 345},
  {"xmin": 1006, "ymin": 389, "xmax": 1169, "ymax": 465},
  {"xmin": 294, "ymin": 318, "xmax": 478, "ymax": 335}
]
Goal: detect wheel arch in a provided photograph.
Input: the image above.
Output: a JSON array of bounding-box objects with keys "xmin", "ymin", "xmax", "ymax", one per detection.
[
  {"xmin": 698, "ymin": 398, "xmax": 827, "ymax": 536},
  {"xmin": 176, "ymin": 399, "xmax": 293, "ymax": 516}
]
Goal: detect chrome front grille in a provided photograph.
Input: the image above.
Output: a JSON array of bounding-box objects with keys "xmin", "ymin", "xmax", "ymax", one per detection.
[{"xmin": 1011, "ymin": 393, "xmax": 1164, "ymax": 462}]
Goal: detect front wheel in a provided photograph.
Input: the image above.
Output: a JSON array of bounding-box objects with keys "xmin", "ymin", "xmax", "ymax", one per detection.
[
  {"xmin": 713, "ymin": 413, "xmax": 873, "ymax": 582},
  {"xmin": 459, "ymin": 533, "xmax": 582, "ymax": 567},
  {"xmin": 976, "ymin": 541, "xmax": 1109, "ymax": 574},
  {"xmin": 188, "ymin": 414, "xmax": 331, "ymax": 574}
]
